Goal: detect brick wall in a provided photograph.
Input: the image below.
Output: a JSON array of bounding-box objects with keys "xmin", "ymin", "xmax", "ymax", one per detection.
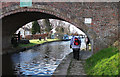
[
  {"xmin": 1, "ymin": 2, "xmax": 119, "ymax": 53},
  {"xmin": 25, "ymin": 34, "xmax": 48, "ymax": 40}
]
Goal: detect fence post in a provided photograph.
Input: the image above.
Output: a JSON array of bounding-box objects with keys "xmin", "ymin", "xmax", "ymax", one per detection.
[{"xmin": 18, "ymin": 31, "xmax": 20, "ymax": 42}]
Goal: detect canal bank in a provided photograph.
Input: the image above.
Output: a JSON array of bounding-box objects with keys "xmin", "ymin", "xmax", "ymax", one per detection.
[
  {"xmin": 2, "ymin": 40, "xmax": 65, "ymax": 55},
  {"xmin": 52, "ymin": 52, "xmax": 72, "ymax": 76}
]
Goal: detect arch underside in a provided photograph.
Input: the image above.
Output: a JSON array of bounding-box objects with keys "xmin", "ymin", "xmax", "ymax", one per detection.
[
  {"xmin": 1, "ymin": 2, "xmax": 119, "ymax": 53},
  {"xmin": 2, "ymin": 10, "xmax": 91, "ymax": 50}
]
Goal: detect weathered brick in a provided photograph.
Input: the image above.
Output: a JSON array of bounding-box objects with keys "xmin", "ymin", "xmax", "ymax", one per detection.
[{"xmin": 1, "ymin": 2, "xmax": 119, "ymax": 53}]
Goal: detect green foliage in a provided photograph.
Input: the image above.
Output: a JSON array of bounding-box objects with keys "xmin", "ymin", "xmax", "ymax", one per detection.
[
  {"xmin": 60, "ymin": 27, "xmax": 64, "ymax": 33},
  {"xmin": 55, "ymin": 26, "xmax": 65, "ymax": 34},
  {"xmin": 31, "ymin": 21, "xmax": 40, "ymax": 34},
  {"xmin": 55, "ymin": 27, "xmax": 59, "ymax": 31},
  {"xmin": 19, "ymin": 43, "xmax": 36, "ymax": 47},
  {"xmin": 43, "ymin": 19, "xmax": 52, "ymax": 32},
  {"xmin": 85, "ymin": 47, "xmax": 119, "ymax": 76}
]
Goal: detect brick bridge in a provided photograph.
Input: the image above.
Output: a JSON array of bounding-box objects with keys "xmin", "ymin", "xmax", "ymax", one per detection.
[{"xmin": 1, "ymin": 2, "xmax": 119, "ymax": 53}]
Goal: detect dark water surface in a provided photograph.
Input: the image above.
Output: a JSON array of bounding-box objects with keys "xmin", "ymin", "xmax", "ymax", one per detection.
[{"xmin": 2, "ymin": 41, "xmax": 72, "ymax": 76}]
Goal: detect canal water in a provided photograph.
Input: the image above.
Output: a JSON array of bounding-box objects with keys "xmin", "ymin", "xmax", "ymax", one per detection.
[{"xmin": 10, "ymin": 41, "xmax": 72, "ymax": 76}]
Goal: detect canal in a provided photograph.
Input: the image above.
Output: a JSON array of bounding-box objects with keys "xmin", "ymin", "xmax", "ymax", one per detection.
[{"xmin": 2, "ymin": 41, "xmax": 73, "ymax": 76}]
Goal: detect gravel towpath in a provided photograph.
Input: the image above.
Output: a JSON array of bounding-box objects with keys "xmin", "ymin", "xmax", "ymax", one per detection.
[{"xmin": 67, "ymin": 50, "xmax": 92, "ymax": 76}]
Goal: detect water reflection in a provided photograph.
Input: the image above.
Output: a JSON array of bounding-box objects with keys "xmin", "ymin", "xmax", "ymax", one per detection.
[{"xmin": 11, "ymin": 41, "xmax": 72, "ymax": 76}]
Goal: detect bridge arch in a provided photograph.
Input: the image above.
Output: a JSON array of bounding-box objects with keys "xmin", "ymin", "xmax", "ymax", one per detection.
[
  {"xmin": 1, "ymin": 2, "xmax": 119, "ymax": 53},
  {"xmin": 2, "ymin": 5, "xmax": 92, "ymax": 49}
]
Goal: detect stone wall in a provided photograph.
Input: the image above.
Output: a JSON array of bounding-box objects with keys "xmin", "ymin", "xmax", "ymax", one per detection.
[{"xmin": 1, "ymin": 2, "xmax": 119, "ymax": 53}]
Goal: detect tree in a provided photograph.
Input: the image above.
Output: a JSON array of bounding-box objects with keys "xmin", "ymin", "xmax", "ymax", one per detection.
[
  {"xmin": 31, "ymin": 21, "xmax": 40, "ymax": 34},
  {"xmin": 55, "ymin": 27, "xmax": 59, "ymax": 32},
  {"xmin": 60, "ymin": 27, "xmax": 64, "ymax": 33},
  {"xmin": 43, "ymin": 19, "xmax": 52, "ymax": 32}
]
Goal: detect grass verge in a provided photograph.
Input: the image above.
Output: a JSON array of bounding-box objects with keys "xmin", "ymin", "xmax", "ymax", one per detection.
[
  {"xmin": 84, "ymin": 46, "xmax": 119, "ymax": 76},
  {"xmin": 18, "ymin": 39, "xmax": 59, "ymax": 48}
]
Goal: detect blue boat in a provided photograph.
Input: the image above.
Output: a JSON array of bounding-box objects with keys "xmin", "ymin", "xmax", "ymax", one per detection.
[{"xmin": 63, "ymin": 34, "xmax": 69, "ymax": 40}]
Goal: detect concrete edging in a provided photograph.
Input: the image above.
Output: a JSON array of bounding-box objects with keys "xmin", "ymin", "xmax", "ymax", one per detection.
[{"xmin": 52, "ymin": 52, "xmax": 73, "ymax": 77}]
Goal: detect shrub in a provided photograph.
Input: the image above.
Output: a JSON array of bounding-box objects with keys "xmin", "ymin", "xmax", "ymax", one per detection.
[{"xmin": 19, "ymin": 39, "xmax": 30, "ymax": 44}]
